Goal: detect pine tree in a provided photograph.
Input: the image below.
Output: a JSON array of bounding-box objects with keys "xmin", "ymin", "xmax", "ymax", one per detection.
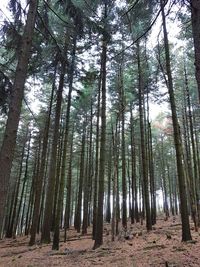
[{"xmin": 0, "ymin": 0, "xmax": 38, "ymax": 236}]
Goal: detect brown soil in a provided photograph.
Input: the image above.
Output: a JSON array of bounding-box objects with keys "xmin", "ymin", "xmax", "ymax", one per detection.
[{"xmin": 0, "ymin": 216, "xmax": 200, "ymax": 267}]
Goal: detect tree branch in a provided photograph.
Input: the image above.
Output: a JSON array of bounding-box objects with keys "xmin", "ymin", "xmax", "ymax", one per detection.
[{"xmin": 111, "ymin": 7, "xmax": 163, "ymax": 60}]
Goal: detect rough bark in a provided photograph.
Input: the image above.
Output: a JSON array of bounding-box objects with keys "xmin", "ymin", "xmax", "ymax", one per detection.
[
  {"xmin": 0, "ymin": 0, "xmax": 38, "ymax": 236},
  {"xmin": 74, "ymin": 122, "xmax": 86, "ymax": 233},
  {"xmin": 5, "ymin": 127, "xmax": 29, "ymax": 238},
  {"xmin": 106, "ymin": 141, "xmax": 111, "ymax": 223},
  {"xmin": 190, "ymin": 0, "xmax": 200, "ymax": 102},
  {"xmin": 92, "ymin": 73, "xmax": 101, "ymax": 240},
  {"xmin": 120, "ymin": 65, "xmax": 127, "ymax": 229},
  {"xmin": 82, "ymin": 102, "xmax": 93, "ymax": 235},
  {"xmin": 29, "ymin": 64, "xmax": 56, "ymax": 245},
  {"xmin": 93, "ymin": 4, "xmax": 108, "ymax": 248},
  {"xmin": 52, "ymin": 36, "xmax": 77, "ymax": 250},
  {"xmin": 137, "ymin": 41, "xmax": 152, "ymax": 231},
  {"xmin": 161, "ymin": 0, "xmax": 192, "ymax": 241},
  {"xmin": 41, "ymin": 58, "xmax": 66, "ymax": 243}
]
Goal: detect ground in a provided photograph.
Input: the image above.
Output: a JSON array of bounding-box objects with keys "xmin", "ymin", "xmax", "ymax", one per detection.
[{"xmin": 0, "ymin": 216, "xmax": 200, "ymax": 267}]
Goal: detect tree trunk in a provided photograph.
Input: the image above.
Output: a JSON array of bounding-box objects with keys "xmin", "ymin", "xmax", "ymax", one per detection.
[
  {"xmin": 64, "ymin": 129, "xmax": 74, "ymax": 241},
  {"xmin": 61, "ymin": 34, "xmax": 77, "ymax": 243},
  {"xmin": 13, "ymin": 132, "xmax": 31, "ymax": 237},
  {"xmin": 120, "ymin": 65, "xmax": 127, "ymax": 229},
  {"xmin": 82, "ymin": 102, "xmax": 93, "ymax": 234},
  {"xmin": 0, "ymin": 0, "xmax": 38, "ymax": 236},
  {"xmin": 190, "ymin": 0, "xmax": 200, "ymax": 102},
  {"xmin": 161, "ymin": 0, "xmax": 192, "ymax": 241},
  {"xmin": 92, "ymin": 73, "xmax": 101, "ymax": 240},
  {"xmin": 82, "ymin": 131, "xmax": 90, "ymax": 235},
  {"xmin": 137, "ymin": 41, "xmax": 152, "ymax": 231},
  {"xmin": 106, "ymin": 140, "xmax": 112, "ymax": 223},
  {"xmin": 148, "ymin": 123, "xmax": 156, "ymax": 225},
  {"xmin": 41, "ymin": 57, "xmax": 67, "ymax": 243},
  {"xmin": 111, "ymin": 119, "xmax": 118, "ymax": 241},
  {"xmin": 184, "ymin": 64, "xmax": 200, "ymax": 227},
  {"xmin": 74, "ymin": 122, "xmax": 86, "ymax": 233},
  {"xmin": 5, "ymin": 126, "xmax": 29, "ymax": 238},
  {"xmin": 93, "ymin": 3, "xmax": 108, "ymax": 248},
  {"xmin": 29, "ymin": 63, "xmax": 56, "ymax": 245}
]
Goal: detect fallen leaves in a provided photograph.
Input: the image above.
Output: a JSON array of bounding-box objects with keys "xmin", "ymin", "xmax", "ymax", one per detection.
[{"xmin": 0, "ymin": 216, "xmax": 200, "ymax": 266}]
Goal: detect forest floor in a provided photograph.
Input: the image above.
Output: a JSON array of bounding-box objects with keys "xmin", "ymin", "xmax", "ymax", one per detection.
[{"xmin": 0, "ymin": 216, "xmax": 200, "ymax": 267}]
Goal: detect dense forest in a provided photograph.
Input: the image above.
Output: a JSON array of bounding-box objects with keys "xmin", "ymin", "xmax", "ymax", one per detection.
[{"xmin": 0, "ymin": 0, "xmax": 200, "ymax": 263}]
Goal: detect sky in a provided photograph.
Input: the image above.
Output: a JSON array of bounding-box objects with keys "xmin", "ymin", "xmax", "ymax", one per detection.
[
  {"xmin": 0, "ymin": 0, "xmax": 184, "ymax": 121},
  {"xmin": 0, "ymin": 0, "xmax": 11, "ymax": 20}
]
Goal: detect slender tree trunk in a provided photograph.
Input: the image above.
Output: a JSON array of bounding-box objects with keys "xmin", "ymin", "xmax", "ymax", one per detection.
[
  {"xmin": 92, "ymin": 75, "xmax": 101, "ymax": 240},
  {"xmin": 190, "ymin": 0, "xmax": 200, "ymax": 102},
  {"xmin": 148, "ymin": 123, "xmax": 156, "ymax": 225},
  {"xmin": 82, "ymin": 102, "xmax": 93, "ymax": 234},
  {"xmin": 161, "ymin": 0, "xmax": 192, "ymax": 241},
  {"xmin": 0, "ymin": 0, "xmax": 38, "ymax": 236},
  {"xmin": 53, "ymin": 36, "xmax": 77, "ymax": 249},
  {"xmin": 51, "ymin": 130, "xmax": 64, "ymax": 232},
  {"xmin": 20, "ymin": 179, "xmax": 29, "ymax": 235},
  {"xmin": 182, "ymin": 66, "xmax": 198, "ymax": 230},
  {"xmin": 82, "ymin": 132, "xmax": 90, "ymax": 235},
  {"xmin": 74, "ymin": 122, "xmax": 86, "ymax": 233},
  {"xmin": 13, "ymin": 132, "xmax": 31, "ymax": 237},
  {"xmin": 60, "ymin": 34, "xmax": 77, "ymax": 243},
  {"xmin": 167, "ymin": 165, "xmax": 175, "ymax": 216},
  {"xmin": 106, "ymin": 141, "xmax": 112, "ymax": 223},
  {"xmin": 93, "ymin": 3, "xmax": 108, "ymax": 248},
  {"xmin": 52, "ymin": 128, "xmax": 66, "ymax": 249},
  {"xmin": 41, "ymin": 57, "xmax": 67, "ymax": 243},
  {"xmin": 161, "ymin": 137, "xmax": 169, "ymax": 219},
  {"xmin": 116, "ymin": 126, "xmax": 120, "ymax": 235},
  {"xmin": 120, "ymin": 65, "xmax": 127, "ymax": 229},
  {"xmin": 111, "ymin": 119, "xmax": 118, "ymax": 241},
  {"xmin": 25, "ymin": 177, "xmax": 34, "ymax": 236},
  {"xmin": 137, "ymin": 41, "xmax": 152, "ymax": 231},
  {"xmin": 29, "ymin": 63, "xmax": 56, "ymax": 245},
  {"xmin": 130, "ymin": 108, "xmax": 139, "ymax": 223},
  {"xmin": 127, "ymin": 158, "xmax": 132, "ymax": 220},
  {"xmin": 184, "ymin": 64, "xmax": 200, "ymax": 227},
  {"xmin": 5, "ymin": 126, "xmax": 29, "ymax": 238},
  {"xmin": 64, "ymin": 129, "xmax": 74, "ymax": 241}
]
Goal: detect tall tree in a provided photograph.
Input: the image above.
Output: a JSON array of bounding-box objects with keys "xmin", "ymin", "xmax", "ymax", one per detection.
[
  {"xmin": 0, "ymin": 0, "xmax": 38, "ymax": 236},
  {"xmin": 93, "ymin": 1, "xmax": 108, "ymax": 249},
  {"xmin": 190, "ymin": 0, "xmax": 200, "ymax": 102},
  {"xmin": 29, "ymin": 67, "xmax": 56, "ymax": 245},
  {"xmin": 161, "ymin": 0, "xmax": 192, "ymax": 241},
  {"xmin": 137, "ymin": 41, "xmax": 152, "ymax": 231},
  {"xmin": 41, "ymin": 54, "xmax": 67, "ymax": 243}
]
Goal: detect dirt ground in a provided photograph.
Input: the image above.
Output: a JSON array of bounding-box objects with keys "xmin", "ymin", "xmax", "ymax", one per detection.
[{"xmin": 0, "ymin": 216, "xmax": 200, "ymax": 267}]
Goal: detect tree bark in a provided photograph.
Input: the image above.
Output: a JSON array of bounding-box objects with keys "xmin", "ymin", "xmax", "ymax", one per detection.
[
  {"xmin": 93, "ymin": 3, "xmax": 108, "ymax": 248},
  {"xmin": 74, "ymin": 121, "xmax": 86, "ymax": 233},
  {"xmin": 161, "ymin": 0, "xmax": 192, "ymax": 241},
  {"xmin": 190, "ymin": 0, "xmax": 200, "ymax": 102},
  {"xmin": 137, "ymin": 41, "xmax": 152, "ymax": 231},
  {"xmin": 0, "ymin": 0, "xmax": 38, "ymax": 236},
  {"xmin": 41, "ymin": 58, "xmax": 66, "ymax": 243},
  {"xmin": 120, "ymin": 65, "xmax": 127, "ymax": 229},
  {"xmin": 29, "ymin": 63, "xmax": 56, "ymax": 245},
  {"xmin": 92, "ymin": 71, "xmax": 101, "ymax": 240}
]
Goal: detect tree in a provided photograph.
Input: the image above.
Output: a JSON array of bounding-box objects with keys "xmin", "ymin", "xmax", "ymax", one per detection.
[
  {"xmin": 93, "ymin": 1, "xmax": 108, "ymax": 249},
  {"xmin": 29, "ymin": 68, "xmax": 56, "ymax": 245},
  {"xmin": 190, "ymin": 0, "xmax": 200, "ymax": 102},
  {"xmin": 41, "ymin": 55, "xmax": 67, "ymax": 243},
  {"xmin": 161, "ymin": 0, "xmax": 192, "ymax": 241},
  {"xmin": 137, "ymin": 40, "xmax": 152, "ymax": 231},
  {"xmin": 0, "ymin": 0, "xmax": 38, "ymax": 236}
]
